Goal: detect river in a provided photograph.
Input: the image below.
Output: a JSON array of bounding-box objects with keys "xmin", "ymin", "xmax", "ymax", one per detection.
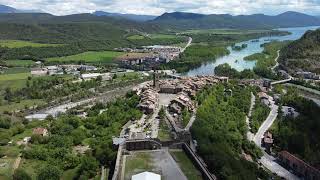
[{"xmin": 186, "ymin": 26, "xmax": 320, "ymax": 76}]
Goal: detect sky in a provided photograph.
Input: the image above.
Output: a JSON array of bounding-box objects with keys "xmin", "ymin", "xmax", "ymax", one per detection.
[{"xmin": 1, "ymin": 0, "xmax": 320, "ymax": 16}]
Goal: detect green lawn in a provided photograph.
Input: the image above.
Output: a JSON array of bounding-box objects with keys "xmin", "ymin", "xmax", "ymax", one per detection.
[
  {"xmin": 170, "ymin": 150, "xmax": 203, "ymax": 180},
  {"xmin": 46, "ymin": 51, "xmax": 124, "ymax": 64},
  {"xmin": 0, "ymin": 40, "xmax": 62, "ymax": 48},
  {"xmin": 158, "ymin": 118, "xmax": 172, "ymax": 141},
  {"xmin": 124, "ymin": 152, "xmax": 155, "ymax": 180},
  {"xmin": 5, "ymin": 60, "xmax": 36, "ymax": 67}
]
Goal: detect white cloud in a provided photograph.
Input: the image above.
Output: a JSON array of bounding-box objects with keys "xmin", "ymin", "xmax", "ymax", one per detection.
[{"xmin": 0, "ymin": 0, "xmax": 319, "ymax": 16}]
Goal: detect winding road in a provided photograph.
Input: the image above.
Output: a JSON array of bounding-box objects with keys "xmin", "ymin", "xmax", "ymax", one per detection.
[{"xmin": 251, "ymin": 95, "xmax": 299, "ymax": 180}]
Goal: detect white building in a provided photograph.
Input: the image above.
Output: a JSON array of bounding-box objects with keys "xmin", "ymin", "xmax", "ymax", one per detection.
[
  {"xmin": 81, "ymin": 73, "xmax": 112, "ymax": 81},
  {"xmin": 31, "ymin": 68, "xmax": 48, "ymax": 76},
  {"xmin": 132, "ymin": 172, "xmax": 161, "ymax": 180}
]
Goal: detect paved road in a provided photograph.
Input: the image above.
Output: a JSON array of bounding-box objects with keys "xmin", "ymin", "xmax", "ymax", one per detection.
[
  {"xmin": 253, "ymin": 97, "xmax": 278, "ymax": 146},
  {"xmin": 285, "ymin": 83, "xmax": 320, "ymax": 96},
  {"xmin": 252, "ymin": 96, "xmax": 299, "ymax": 180},
  {"xmin": 26, "ymin": 84, "xmax": 139, "ymax": 120},
  {"xmin": 181, "ymin": 37, "xmax": 192, "ymax": 53}
]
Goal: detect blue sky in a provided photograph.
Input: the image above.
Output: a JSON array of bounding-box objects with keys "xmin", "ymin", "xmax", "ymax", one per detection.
[{"xmin": 1, "ymin": 0, "xmax": 320, "ymax": 16}]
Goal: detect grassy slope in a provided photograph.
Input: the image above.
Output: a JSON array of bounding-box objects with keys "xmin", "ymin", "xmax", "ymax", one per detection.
[
  {"xmin": 4, "ymin": 60, "xmax": 35, "ymax": 67},
  {"xmin": 0, "ymin": 40, "xmax": 62, "ymax": 48},
  {"xmin": 170, "ymin": 150, "xmax": 203, "ymax": 180}
]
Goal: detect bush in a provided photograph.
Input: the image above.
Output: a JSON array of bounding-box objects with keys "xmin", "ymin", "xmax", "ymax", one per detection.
[
  {"xmin": 37, "ymin": 165, "xmax": 62, "ymax": 180},
  {"xmin": 13, "ymin": 168, "xmax": 31, "ymax": 180}
]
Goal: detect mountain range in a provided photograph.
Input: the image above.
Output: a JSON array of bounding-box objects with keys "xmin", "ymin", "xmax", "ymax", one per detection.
[
  {"xmin": 0, "ymin": 4, "xmax": 320, "ymax": 30},
  {"xmin": 152, "ymin": 11, "xmax": 320, "ymax": 29},
  {"xmin": 0, "ymin": 4, "xmax": 43, "ymax": 13},
  {"xmin": 93, "ymin": 11, "xmax": 156, "ymax": 22}
]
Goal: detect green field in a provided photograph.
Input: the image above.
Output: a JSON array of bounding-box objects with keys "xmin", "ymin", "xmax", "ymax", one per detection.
[
  {"xmin": 0, "ymin": 72, "xmax": 30, "ymax": 81},
  {"xmin": 127, "ymin": 35, "xmax": 146, "ymax": 40},
  {"xmin": 0, "ymin": 72, "xmax": 30, "ymax": 90},
  {"xmin": 0, "ymin": 99, "xmax": 46, "ymax": 113},
  {"xmin": 170, "ymin": 150, "xmax": 203, "ymax": 180},
  {"xmin": 46, "ymin": 51, "xmax": 124, "ymax": 63},
  {"xmin": 181, "ymin": 29, "xmax": 269, "ymax": 35},
  {"xmin": 127, "ymin": 34, "xmax": 177, "ymax": 40},
  {"xmin": 0, "ymin": 40, "xmax": 62, "ymax": 48},
  {"xmin": 5, "ymin": 60, "xmax": 36, "ymax": 67}
]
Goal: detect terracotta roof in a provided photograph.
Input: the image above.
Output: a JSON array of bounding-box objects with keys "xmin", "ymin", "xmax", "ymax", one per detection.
[{"xmin": 33, "ymin": 128, "xmax": 47, "ymax": 135}]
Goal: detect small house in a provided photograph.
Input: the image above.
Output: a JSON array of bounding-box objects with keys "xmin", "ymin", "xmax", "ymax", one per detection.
[{"xmin": 33, "ymin": 128, "xmax": 48, "ymax": 136}]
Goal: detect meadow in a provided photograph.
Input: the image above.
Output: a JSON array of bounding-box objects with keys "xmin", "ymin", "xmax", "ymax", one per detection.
[
  {"xmin": 5, "ymin": 60, "xmax": 35, "ymax": 67},
  {"xmin": 0, "ymin": 40, "xmax": 63, "ymax": 48},
  {"xmin": 127, "ymin": 34, "xmax": 178, "ymax": 40},
  {"xmin": 180, "ymin": 29, "xmax": 270, "ymax": 35},
  {"xmin": 46, "ymin": 51, "xmax": 124, "ymax": 64},
  {"xmin": 0, "ymin": 72, "xmax": 30, "ymax": 90}
]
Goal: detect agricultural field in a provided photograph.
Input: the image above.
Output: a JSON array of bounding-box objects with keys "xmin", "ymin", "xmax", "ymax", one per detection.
[
  {"xmin": 46, "ymin": 51, "xmax": 124, "ymax": 64},
  {"xmin": 127, "ymin": 34, "xmax": 178, "ymax": 40},
  {"xmin": 180, "ymin": 29, "xmax": 270, "ymax": 35},
  {"xmin": 0, "ymin": 40, "xmax": 63, "ymax": 48},
  {"xmin": 4, "ymin": 60, "xmax": 36, "ymax": 67},
  {"xmin": 0, "ymin": 72, "xmax": 30, "ymax": 90}
]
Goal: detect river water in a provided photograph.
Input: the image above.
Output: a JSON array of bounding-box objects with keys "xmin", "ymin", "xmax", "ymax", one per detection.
[{"xmin": 186, "ymin": 26, "xmax": 320, "ymax": 76}]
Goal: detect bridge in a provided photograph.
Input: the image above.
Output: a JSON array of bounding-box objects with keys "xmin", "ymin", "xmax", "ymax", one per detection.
[{"xmin": 271, "ymin": 78, "xmax": 292, "ymax": 85}]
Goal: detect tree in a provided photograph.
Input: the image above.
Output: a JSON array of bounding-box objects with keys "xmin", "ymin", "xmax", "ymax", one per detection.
[
  {"xmin": 37, "ymin": 165, "xmax": 62, "ymax": 180},
  {"xmin": 78, "ymin": 156, "xmax": 99, "ymax": 178},
  {"xmin": 13, "ymin": 168, "xmax": 31, "ymax": 180}
]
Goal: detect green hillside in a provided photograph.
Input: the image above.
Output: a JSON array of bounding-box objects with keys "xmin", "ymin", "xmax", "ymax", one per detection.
[{"xmin": 279, "ymin": 28, "xmax": 320, "ymax": 73}]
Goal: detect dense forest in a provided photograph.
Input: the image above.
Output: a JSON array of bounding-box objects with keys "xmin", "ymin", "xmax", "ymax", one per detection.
[
  {"xmin": 191, "ymin": 84, "xmax": 267, "ymax": 179},
  {"xmin": 279, "ymin": 28, "xmax": 320, "ymax": 73},
  {"xmin": 272, "ymin": 88, "xmax": 320, "ymax": 166}
]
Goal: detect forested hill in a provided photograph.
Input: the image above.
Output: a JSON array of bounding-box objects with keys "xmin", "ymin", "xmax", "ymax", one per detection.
[
  {"xmin": 279, "ymin": 29, "xmax": 320, "ymax": 74},
  {"xmin": 152, "ymin": 11, "xmax": 320, "ymax": 29},
  {"xmin": 0, "ymin": 13, "xmax": 160, "ymax": 43},
  {"xmin": 0, "ymin": 13, "xmax": 172, "ymax": 60}
]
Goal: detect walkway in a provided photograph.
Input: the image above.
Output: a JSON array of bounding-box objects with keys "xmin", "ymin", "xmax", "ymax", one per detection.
[
  {"xmin": 246, "ymin": 92, "xmax": 255, "ymax": 141},
  {"xmin": 271, "ymin": 50, "xmax": 280, "ymax": 72}
]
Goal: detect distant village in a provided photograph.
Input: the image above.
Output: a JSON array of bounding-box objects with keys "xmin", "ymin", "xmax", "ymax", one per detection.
[{"xmin": 114, "ymin": 45, "xmax": 182, "ymax": 70}]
